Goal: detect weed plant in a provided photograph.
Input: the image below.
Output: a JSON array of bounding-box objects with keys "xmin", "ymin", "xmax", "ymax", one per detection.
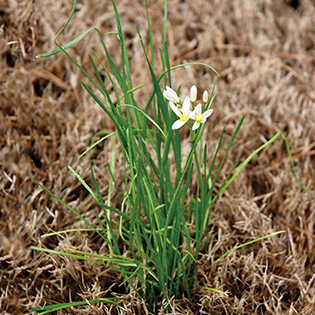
[{"xmin": 31, "ymin": 0, "xmax": 310, "ymax": 313}]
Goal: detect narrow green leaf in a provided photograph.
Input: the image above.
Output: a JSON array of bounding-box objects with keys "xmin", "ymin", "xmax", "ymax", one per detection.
[
  {"xmin": 31, "ymin": 298, "xmax": 122, "ymax": 314},
  {"xmin": 216, "ymin": 230, "xmax": 286, "ymax": 262}
]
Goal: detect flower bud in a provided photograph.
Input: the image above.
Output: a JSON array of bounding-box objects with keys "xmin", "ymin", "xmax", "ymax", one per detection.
[
  {"xmin": 202, "ymin": 90, "xmax": 209, "ymax": 103},
  {"xmin": 190, "ymin": 85, "xmax": 197, "ymax": 103},
  {"xmin": 163, "ymin": 86, "xmax": 180, "ymax": 104}
]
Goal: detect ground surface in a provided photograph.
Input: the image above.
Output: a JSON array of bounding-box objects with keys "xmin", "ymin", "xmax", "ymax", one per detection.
[{"xmin": 1, "ymin": 0, "xmax": 315, "ymax": 314}]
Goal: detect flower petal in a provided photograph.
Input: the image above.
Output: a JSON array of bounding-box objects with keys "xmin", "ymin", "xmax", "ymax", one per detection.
[
  {"xmin": 194, "ymin": 103, "xmax": 202, "ymax": 112},
  {"xmin": 182, "ymin": 95, "xmax": 191, "ymax": 113},
  {"xmin": 169, "ymin": 101, "xmax": 181, "ymax": 117},
  {"xmin": 172, "ymin": 120, "xmax": 186, "ymax": 130},
  {"xmin": 192, "ymin": 122, "xmax": 200, "ymax": 130},
  {"xmin": 203, "ymin": 109, "xmax": 213, "ymax": 118},
  {"xmin": 189, "ymin": 110, "xmax": 196, "ymax": 119}
]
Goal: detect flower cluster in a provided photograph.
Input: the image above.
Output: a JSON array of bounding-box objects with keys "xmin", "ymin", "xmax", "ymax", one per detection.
[{"xmin": 163, "ymin": 85, "xmax": 213, "ymax": 130}]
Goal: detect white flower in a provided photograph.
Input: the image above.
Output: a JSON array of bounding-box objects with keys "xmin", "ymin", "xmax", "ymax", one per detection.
[
  {"xmin": 190, "ymin": 85, "xmax": 197, "ymax": 103},
  {"xmin": 202, "ymin": 90, "xmax": 209, "ymax": 103},
  {"xmin": 169, "ymin": 95, "xmax": 191, "ymax": 130},
  {"xmin": 189, "ymin": 103, "xmax": 213, "ymax": 131},
  {"xmin": 163, "ymin": 86, "xmax": 180, "ymax": 104}
]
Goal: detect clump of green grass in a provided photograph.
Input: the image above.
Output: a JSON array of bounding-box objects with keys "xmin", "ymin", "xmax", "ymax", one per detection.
[{"xmin": 30, "ymin": 0, "xmax": 311, "ymax": 313}]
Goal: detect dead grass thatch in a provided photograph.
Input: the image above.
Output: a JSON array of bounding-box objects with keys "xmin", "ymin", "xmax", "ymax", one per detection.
[{"xmin": 1, "ymin": 0, "xmax": 315, "ymax": 314}]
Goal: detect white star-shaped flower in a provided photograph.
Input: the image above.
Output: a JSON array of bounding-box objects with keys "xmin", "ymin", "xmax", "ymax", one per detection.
[
  {"xmin": 169, "ymin": 95, "xmax": 191, "ymax": 130},
  {"xmin": 189, "ymin": 103, "xmax": 213, "ymax": 131}
]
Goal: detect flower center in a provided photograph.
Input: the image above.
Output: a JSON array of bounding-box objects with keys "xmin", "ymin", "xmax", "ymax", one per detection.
[
  {"xmin": 180, "ymin": 112, "xmax": 189, "ymax": 122},
  {"xmin": 178, "ymin": 106, "xmax": 189, "ymax": 122},
  {"xmin": 195, "ymin": 112, "xmax": 204, "ymax": 123}
]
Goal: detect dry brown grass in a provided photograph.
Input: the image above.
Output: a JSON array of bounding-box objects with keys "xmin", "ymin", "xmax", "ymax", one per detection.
[{"xmin": 1, "ymin": 0, "xmax": 315, "ymax": 314}]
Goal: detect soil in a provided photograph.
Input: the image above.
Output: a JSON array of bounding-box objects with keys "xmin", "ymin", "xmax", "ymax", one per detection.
[{"xmin": 1, "ymin": 0, "xmax": 315, "ymax": 314}]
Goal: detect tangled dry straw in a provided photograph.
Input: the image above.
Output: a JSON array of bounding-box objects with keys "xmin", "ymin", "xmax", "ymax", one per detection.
[{"xmin": 1, "ymin": 0, "xmax": 315, "ymax": 314}]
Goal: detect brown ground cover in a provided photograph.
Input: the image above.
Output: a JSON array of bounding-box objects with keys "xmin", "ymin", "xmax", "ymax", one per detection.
[{"xmin": 1, "ymin": 0, "xmax": 315, "ymax": 314}]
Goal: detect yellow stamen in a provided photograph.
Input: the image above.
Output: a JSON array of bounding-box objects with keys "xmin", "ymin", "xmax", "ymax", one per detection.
[
  {"xmin": 195, "ymin": 112, "xmax": 204, "ymax": 123},
  {"xmin": 180, "ymin": 113, "xmax": 189, "ymax": 122}
]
